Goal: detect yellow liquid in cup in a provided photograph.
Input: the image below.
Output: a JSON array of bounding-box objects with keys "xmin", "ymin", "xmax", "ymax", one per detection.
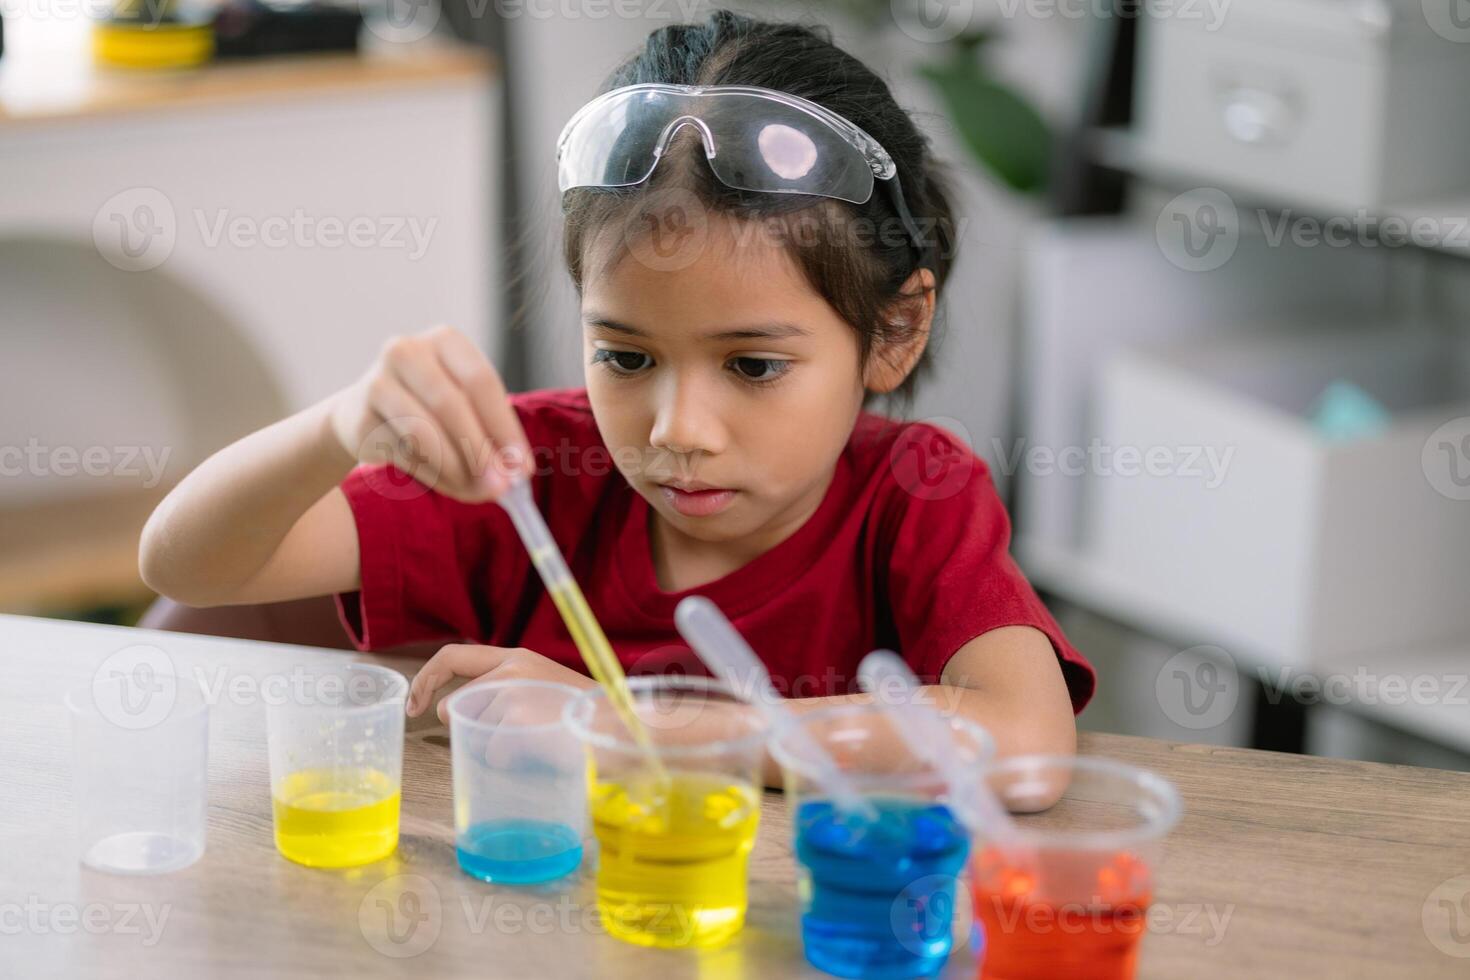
[
  {"xmin": 272, "ymin": 767, "xmax": 400, "ymax": 868},
  {"xmin": 590, "ymin": 772, "xmax": 760, "ymax": 949}
]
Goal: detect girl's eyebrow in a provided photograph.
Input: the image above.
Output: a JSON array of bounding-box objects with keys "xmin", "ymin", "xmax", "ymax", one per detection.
[{"xmin": 584, "ymin": 314, "xmax": 810, "ymax": 341}]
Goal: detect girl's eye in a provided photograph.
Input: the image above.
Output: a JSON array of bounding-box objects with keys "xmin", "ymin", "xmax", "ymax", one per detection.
[
  {"xmin": 592, "ymin": 349, "xmax": 652, "ymax": 375},
  {"xmin": 729, "ymin": 357, "xmax": 791, "ymax": 384}
]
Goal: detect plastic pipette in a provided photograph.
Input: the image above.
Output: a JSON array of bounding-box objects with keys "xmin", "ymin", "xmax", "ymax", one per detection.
[
  {"xmin": 856, "ymin": 649, "xmax": 1020, "ymax": 843},
  {"xmin": 497, "ymin": 476, "xmax": 665, "ymax": 782},
  {"xmin": 674, "ymin": 596, "xmax": 876, "ymax": 821}
]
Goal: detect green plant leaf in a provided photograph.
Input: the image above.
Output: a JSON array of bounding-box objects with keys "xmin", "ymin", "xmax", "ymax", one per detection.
[{"xmin": 918, "ymin": 61, "xmax": 1052, "ymax": 195}]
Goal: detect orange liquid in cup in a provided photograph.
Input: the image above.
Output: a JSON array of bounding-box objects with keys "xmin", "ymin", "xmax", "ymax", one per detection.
[{"xmin": 970, "ymin": 847, "xmax": 1152, "ymax": 980}]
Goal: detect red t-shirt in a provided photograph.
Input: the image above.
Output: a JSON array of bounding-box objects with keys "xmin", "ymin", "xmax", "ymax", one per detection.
[{"xmin": 335, "ymin": 388, "xmax": 1095, "ymax": 712}]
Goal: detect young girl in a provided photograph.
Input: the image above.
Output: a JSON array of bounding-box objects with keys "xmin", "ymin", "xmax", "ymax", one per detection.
[{"xmin": 140, "ymin": 11, "xmax": 1093, "ymax": 778}]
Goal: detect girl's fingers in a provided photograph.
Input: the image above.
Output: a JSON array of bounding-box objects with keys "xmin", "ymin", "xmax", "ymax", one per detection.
[
  {"xmin": 431, "ymin": 328, "xmax": 533, "ymax": 486},
  {"xmin": 354, "ymin": 405, "xmax": 411, "ymax": 468},
  {"xmin": 364, "ymin": 374, "xmax": 472, "ymax": 491},
  {"xmin": 407, "ymin": 644, "xmax": 516, "ymax": 717},
  {"xmin": 389, "ymin": 343, "xmax": 494, "ymax": 496},
  {"xmin": 359, "ymin": 406, "xmax": 442, "ymax": 487}
]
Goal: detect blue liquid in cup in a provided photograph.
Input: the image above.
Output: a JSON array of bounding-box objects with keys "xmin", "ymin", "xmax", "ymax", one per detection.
[
  {"xmin": 795, "ymin": 799, "xmax": 970, "ymax": 979},
  {"xmin": 456, "ymin": 819, "xmax": 583, "ymax": 884}
]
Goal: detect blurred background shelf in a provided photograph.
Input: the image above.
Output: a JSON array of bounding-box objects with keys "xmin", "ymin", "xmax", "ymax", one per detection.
[
  {"xmin": 0, "ymin": 32, "xmax": 501, "ymax": 628},
  {"xmin": 1011, "ymin": 3, "xmax": 1470, "ymax": 769},
  {"xmin": 1018, "ymin": 536, "xmax": 1470, "ymax": 758},
  {"xmin": 1086, "ymin": 126, "xmax": 1470, "ymax": 260},
  {"xmin": 1016, "ymin": 536, "xmax": 1276, "ymax": 668},
  {"xmin": 0, "ymin": 43, "xmax": 494, "ymax": 125}
]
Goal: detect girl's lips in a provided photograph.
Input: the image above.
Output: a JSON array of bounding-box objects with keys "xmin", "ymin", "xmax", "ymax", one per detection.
[{"xmin": 659, "ymin": 484, "xmax": 737, "ymax": 517}]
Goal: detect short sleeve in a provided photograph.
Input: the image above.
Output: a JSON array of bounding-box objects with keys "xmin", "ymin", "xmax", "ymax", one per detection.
[
  {"xmin": 334, "ymin": 465, "xmax": 501, "ymax": 651},
  {"xmin": 882, "ymin": 424, "xmax": 1096, "ymax": 713},
  {"xmin": 332, "ymin": 388, "xmax": 592, "ymax": 653}
]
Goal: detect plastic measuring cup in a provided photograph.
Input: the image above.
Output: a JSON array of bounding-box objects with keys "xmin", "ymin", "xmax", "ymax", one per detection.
[
  {"xmin": 265, "ymin": 662, "xmax": 407, "ymax": 868},
  {"xmin": 969, "ymin": 756, "xmax": 1182, "ymax": 980},
  {"xmin": 66, "ymin": 671, "xmax": 209, "ymax": 874},
  {"xmin": 563, "ymin": 675, "xmax": 767, "ymax": 950},
  {"xmin": 769, "ymin": 701, "xmax": 995, "ymax": 980},
  {"xmin": 446, "ymin": 679, "xmax": 586, "ymax": 884}
]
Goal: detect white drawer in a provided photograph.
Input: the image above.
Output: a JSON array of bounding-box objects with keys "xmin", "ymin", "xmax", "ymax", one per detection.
[
  {"xmin": 1083, "ymin": 323, "xmax": 1470, "ymax": 666},
  {"xmin": 1136, "ymin": 0, "xmax": 1470, "ymax": 212}
]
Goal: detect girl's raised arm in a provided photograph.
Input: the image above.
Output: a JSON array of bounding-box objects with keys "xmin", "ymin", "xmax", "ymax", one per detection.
[{"xmin": 139, "ymin": 325, "xmax": 531, "ymax": 608}]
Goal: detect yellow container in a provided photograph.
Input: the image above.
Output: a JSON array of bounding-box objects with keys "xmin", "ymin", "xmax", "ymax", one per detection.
[{"xmin": 94, "ymin": 20, "xmax": 214, "ymax": 69}]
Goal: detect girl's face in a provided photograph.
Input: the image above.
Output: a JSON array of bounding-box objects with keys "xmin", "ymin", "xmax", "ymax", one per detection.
[{"xmin": 582, "ymin": 216, "xmax": 868, "ymax": 550}]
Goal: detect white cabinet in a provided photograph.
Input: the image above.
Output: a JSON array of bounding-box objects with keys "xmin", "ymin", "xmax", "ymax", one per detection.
[
  {"xmin": 0, "ymin": 46, "xmax": 498, "ymax": 610},
  {"xmin": 1136, "ymin": 0, "xmax": 1470, "ymax": 212},
  {"xmin": 1086, "ymin": 324, "xmax": 1470, "ymax": 666}
]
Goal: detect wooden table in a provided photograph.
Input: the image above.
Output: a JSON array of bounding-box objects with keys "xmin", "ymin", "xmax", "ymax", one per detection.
[{"xmin": 4, "ymin": 614, "xmax": 1469, "ymax": 978}]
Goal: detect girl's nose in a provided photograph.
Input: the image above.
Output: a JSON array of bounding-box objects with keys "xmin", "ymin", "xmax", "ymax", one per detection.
[{"xmin": 648, "ymin": 374, "xmax": 728, "ymax": 457}]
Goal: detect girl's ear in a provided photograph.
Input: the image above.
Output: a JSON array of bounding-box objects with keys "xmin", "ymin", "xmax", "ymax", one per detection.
[{"xmin": 863, "ymin": 267, "xmax": 936, "ymax": 394}]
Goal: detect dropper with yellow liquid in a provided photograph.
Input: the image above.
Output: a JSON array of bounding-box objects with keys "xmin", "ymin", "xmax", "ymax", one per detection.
[{"xmin": 497, "ymin": 476, "xmax": 667, "ymax": 786}]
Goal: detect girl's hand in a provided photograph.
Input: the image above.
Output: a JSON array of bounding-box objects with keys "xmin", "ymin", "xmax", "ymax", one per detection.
[
  {"xmin": 407, "ymin": 644, "xmax": 596, "ymax": 723},
  {"xmin": 328, "ymin": 325, "xmax": 532, "ymax": 502}
]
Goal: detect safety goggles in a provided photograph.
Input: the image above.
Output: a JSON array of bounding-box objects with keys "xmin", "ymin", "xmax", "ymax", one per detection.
[{"xmin": 556, "ymin": 83, "xmax": 928, "ymax": 259}]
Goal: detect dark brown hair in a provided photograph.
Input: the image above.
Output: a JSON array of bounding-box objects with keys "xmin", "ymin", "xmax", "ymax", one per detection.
[{"xmin": 560, "ymin": 10, "xmax": 961, "ymax": 408}]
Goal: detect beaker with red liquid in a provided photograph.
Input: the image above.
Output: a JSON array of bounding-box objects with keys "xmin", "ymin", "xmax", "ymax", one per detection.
[{"xmin": 968, "ymin": 756, "xmax": 1181, "ymax": 980}]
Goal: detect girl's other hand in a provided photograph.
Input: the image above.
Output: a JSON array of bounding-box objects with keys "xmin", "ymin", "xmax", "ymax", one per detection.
[
  {"xmin": 407, "ymin": 644, "xmax": 596, "ymax": 724},
  {"xmin": 328, "ymin": 325, "xmax": 533, "ymax": 503}
]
